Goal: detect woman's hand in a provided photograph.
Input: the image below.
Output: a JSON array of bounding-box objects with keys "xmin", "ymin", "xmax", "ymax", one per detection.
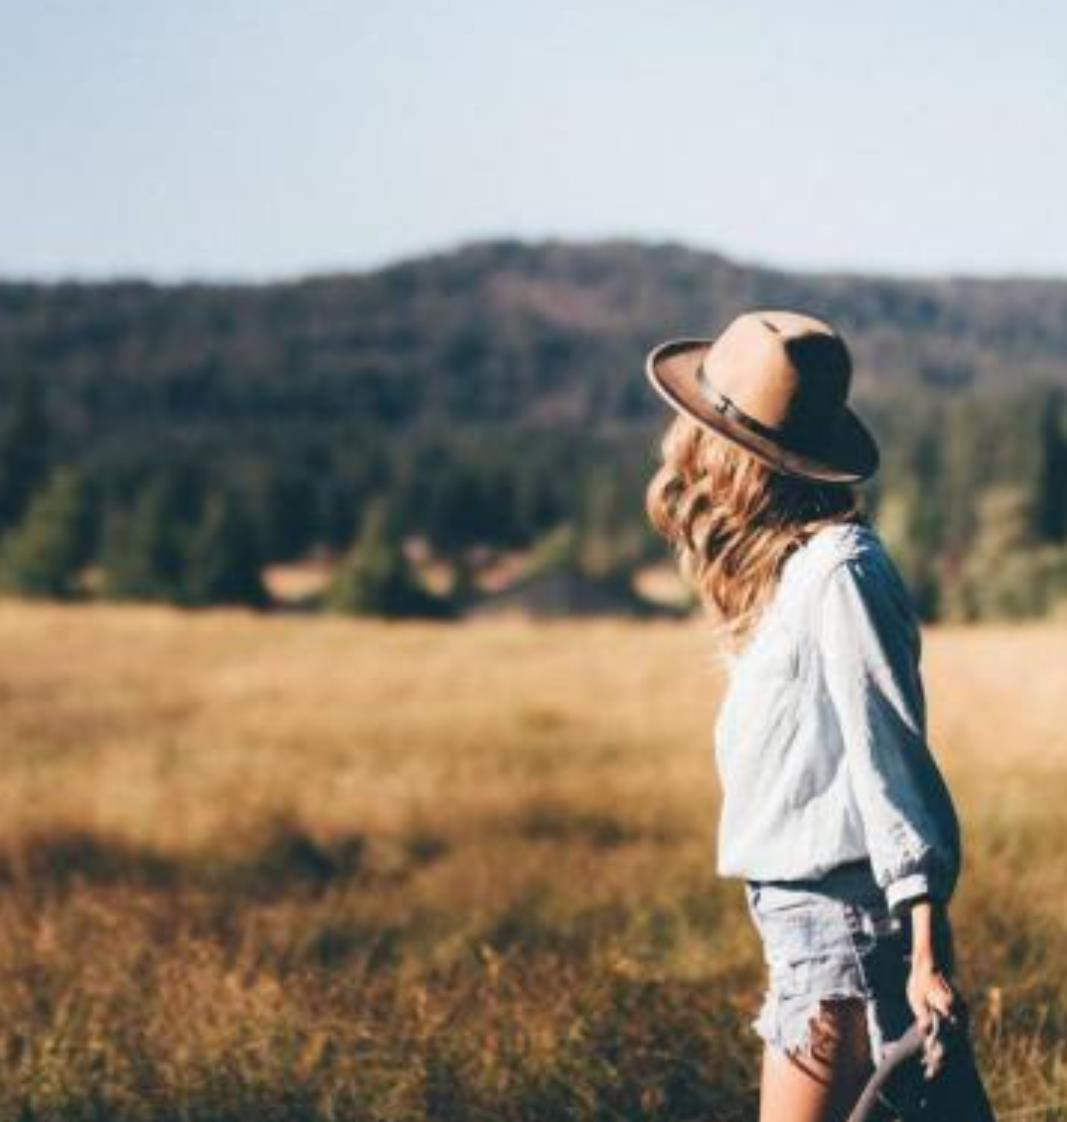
[
  {"xmin": 906, "ymin": 898, "xmax": 967, "ymax": 1078},
  {"xmin": 906, "ymin": 953, "xmax": 960, "ymax": 1030},
  {"xmin": 907, "ymin": 953, "xmax": 966, "ymax": 1079}
]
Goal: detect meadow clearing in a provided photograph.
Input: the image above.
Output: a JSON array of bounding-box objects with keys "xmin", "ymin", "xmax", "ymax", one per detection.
[{"xmin": 0, "ymin": 601, "xmax": 1064, "ymax": 1120}]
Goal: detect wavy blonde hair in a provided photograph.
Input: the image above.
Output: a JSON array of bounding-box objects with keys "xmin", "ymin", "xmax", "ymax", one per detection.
[{"xmin": 646, "ymin": 414, "xmax": 867, "ymax": 653}]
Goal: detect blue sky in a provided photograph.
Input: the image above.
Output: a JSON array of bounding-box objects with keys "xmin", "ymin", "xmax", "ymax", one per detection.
[{"xmin": 4, "ymin": 0, "xmax": 1066, "ymax": 280}]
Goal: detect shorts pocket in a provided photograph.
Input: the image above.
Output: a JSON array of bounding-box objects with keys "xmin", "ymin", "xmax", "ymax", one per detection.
[{"xmin": 760, "ymin": 904, "xmax": 855, "ymax": 978}]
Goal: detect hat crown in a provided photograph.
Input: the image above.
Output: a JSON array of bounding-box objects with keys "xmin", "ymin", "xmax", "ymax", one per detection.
[{"xmin": 700, "ymin": 311, "xmax": 852, "ymax": 445}]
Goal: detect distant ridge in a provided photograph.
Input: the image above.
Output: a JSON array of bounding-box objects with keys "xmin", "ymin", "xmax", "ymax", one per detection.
[{"xmin": 3, "ymin": 238, "xmax": 1067, "ymax": 457}]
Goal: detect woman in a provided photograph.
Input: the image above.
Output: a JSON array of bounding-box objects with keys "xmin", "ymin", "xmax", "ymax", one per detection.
[{"xmin": 643, "ymin": 309, "xmax": 991, "ymax": 1121}]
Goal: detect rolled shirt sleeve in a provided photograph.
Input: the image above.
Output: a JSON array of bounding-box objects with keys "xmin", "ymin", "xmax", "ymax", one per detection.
[{"xmin": 816, "ymin": 551, "xmax": 961, "ymax": 916}]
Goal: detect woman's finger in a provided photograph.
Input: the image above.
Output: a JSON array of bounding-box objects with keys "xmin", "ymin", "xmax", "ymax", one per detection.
[
  {"xmin": 922, "ymin": 1034, "xmax": 946, "ymax": 1079},
  {"xmin": 926, "ymin": 980, "xmax": 959, "ymax": 1025}
]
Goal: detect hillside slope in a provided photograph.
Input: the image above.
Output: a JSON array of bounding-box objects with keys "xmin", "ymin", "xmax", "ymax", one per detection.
[{"xmin": 3, "ymin": 240, "xmax": 1067, "ymax": 458}]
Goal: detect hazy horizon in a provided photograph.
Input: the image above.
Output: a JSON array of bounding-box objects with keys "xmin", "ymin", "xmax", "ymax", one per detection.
[{"xmin": 8, "ymin": 232, "xmax": 1067, "ymax": 288}]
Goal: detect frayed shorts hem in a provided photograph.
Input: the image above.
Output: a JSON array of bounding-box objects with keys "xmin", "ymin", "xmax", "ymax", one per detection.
[
  {"xmin": 745, "ymin": 862, "xmax": 916, "ymax": 1068},
  {"xmin": 751, "ymin": 987, "xmax": 889, "ymax": 1066}
]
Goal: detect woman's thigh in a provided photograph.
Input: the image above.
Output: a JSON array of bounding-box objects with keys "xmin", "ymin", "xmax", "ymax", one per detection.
[
  {"xmin": 746, "ymin": 869, "xmax": 913, "ymax": 1121},
  {"xmin": 758, "ymin": 996, "xmax": 876, "ymax": 1122}
]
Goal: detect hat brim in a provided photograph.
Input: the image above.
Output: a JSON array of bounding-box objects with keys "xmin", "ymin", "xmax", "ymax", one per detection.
[{"xmin": 645, "ymin": 337, "xmax": 880, "ymax": 484}]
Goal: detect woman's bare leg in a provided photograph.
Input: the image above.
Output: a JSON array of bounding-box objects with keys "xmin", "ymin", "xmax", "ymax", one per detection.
[{"xmin": 759, "ymin": 997, "xmax": 877, "ymax": 1122}]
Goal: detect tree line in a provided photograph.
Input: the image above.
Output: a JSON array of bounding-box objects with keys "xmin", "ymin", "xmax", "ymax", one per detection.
[
  {"xmin": 4, "ymin": 364, "xmax": 1067, "ymax": 621},
  {"xmin": 4, "ymin": 239, "xmax": 1067, "ymax": 619}
]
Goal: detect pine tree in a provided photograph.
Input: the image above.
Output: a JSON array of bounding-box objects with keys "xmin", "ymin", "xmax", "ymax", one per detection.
[
  {"xmin": 0, "ymin": 373, "xmax": 50, "ymax": 534},
  {"xmin": 0, "ymin": 467, "xmax": 92, "ymax": 598},
  {"xmin": 100, "ymin": 477, "xmax": 187, "ymax": 602},
  {"xmin": 183, "ymin": 489, "xmax": 269, "ymax": 608},
  {"xmin": 1032, "ymin": 387, "xmax": 1067, "ymax": 543},
  {"xmin": 327, "ymin": 498, "xmax": 446, "ymax": 617},
  {"xmin": 948, "ymin": 485, "xmax": 1048, "ymax": 620},
  {"xmin": 875, "ymin": 489, "xmax": 940, "ymax": 620}
]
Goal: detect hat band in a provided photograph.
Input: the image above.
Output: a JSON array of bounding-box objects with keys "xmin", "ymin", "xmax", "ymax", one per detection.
[
  {"xmin": 696, "ymin": 363, "xmax": 835, "ymax": 460},
  {"xmin": 696, "ymin": 364, "xmax": 788, "ymax": 445}
]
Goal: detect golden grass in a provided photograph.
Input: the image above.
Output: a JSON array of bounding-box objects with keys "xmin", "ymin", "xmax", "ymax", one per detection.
[{"xmin": 0, "ymin": 600, "xmax": 1064, "ymax": 1120}]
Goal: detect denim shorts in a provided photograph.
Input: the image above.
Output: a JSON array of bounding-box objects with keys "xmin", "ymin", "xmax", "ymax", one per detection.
[{"xmin": 744, "ymin": 859, "xmax": 949, "ymax": 1066}]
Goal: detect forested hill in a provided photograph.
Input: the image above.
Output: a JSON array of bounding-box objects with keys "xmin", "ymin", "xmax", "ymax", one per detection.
[
  {"xmin": 5, "ymin": 239, "xmax": 1067, "ymax": 460},
  {"xmin": 5, "ymin": 239, "xmax": 1067, "ymax": 622}
]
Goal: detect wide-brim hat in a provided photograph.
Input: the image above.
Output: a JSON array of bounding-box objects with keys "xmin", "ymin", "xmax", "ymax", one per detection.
[{"xmin": 645, "ymin": 309, "xmax": 879, "ymax": 484}]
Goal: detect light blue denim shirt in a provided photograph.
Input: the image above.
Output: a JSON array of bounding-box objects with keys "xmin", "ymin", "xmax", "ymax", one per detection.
[{"xmin": 714, "ymin": 520, "xmax": 961, "ymax": 916}]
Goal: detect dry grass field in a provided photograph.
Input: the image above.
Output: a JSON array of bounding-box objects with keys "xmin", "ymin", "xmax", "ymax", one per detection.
[{"xmin": 0, "ymin": 601, "xmax": 1065, "ymax": 1120}]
